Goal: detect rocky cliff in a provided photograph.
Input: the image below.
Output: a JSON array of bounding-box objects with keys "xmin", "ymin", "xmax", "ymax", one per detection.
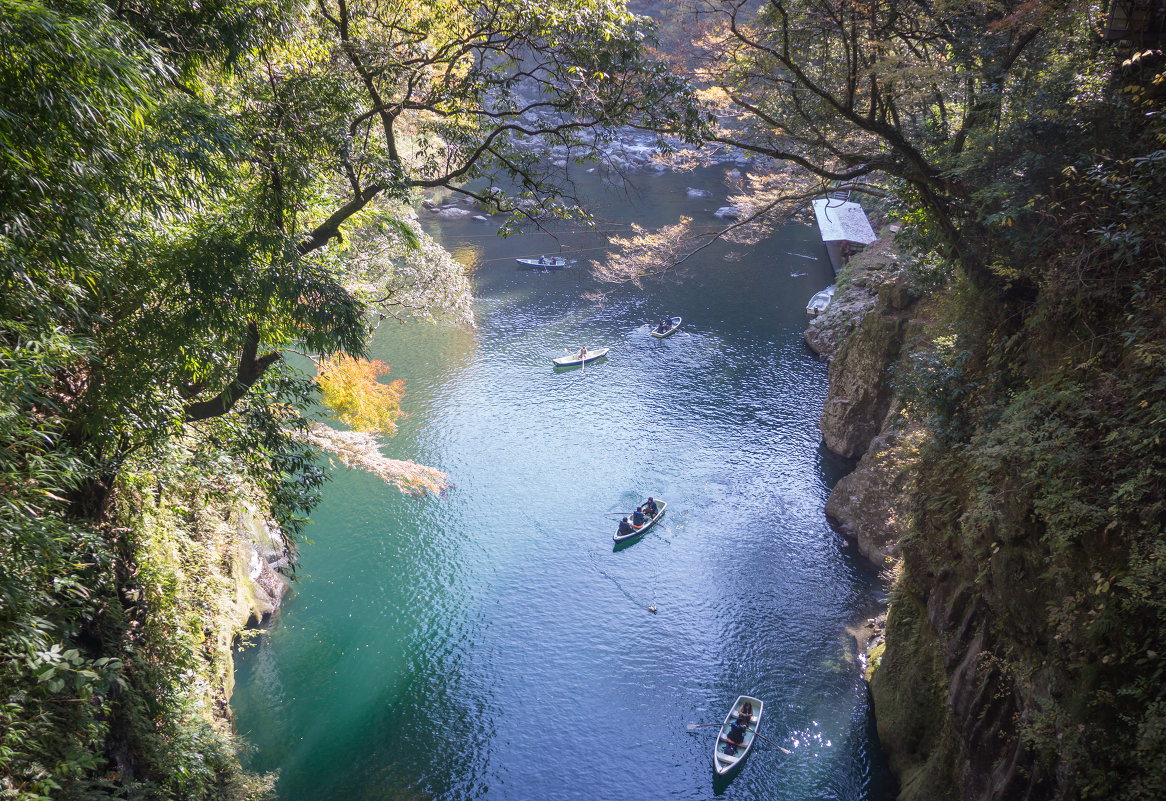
[
  {"xmin": 811, "ymin": 245, "xmax": 1055, "ymax": 801},
  {"xmin": 115, "ymin": 469, "xmax": 291, "ymax": 726},
  {"xmin": 812, "ymin": 215, "xmax": 1166, "ymax": 801},
  {"xmin": 809, "ymin": 236, "xmax": 923, "ymax": 566}
]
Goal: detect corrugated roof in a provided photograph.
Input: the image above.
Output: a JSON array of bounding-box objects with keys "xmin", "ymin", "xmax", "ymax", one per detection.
[{"xmin": 812, "ymin": 199, "xmax": 877, "ymax": 244}]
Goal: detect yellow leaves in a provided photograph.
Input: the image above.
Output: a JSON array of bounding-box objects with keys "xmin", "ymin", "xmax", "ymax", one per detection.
[
  {"xmin": 310, "ymin": 355, "xmax": 448, "ymax": 496},
  {"xmin": 695, "ymin": 85, "xmax": 732, "ymax": 109},
  {"xmin": 315, "ymin": 354, "xmax": 405, "ymax": 437},
  {"xmin": 594, "ymin": 217, "xmax": 699, "ymax": 284}
]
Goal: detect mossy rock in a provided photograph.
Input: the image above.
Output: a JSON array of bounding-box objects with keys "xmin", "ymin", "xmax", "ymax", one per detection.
[
  {"xmin": 870, "ymin": 586, "xmax": 961, "ymax": 801},
  {"xmin": 865, "ymin": 641, "xmax": 886, "ymax": 683}
]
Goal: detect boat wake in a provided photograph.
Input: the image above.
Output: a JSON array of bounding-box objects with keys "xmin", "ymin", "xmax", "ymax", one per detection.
[{"xmin": 588, "ymin": 549, "xmax": 658, "ymax": 613}]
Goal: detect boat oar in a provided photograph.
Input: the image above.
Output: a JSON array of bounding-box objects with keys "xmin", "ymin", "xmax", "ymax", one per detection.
[
  {"xmin": 686, "ymin": 724, "xmax": 793, "ymax": 755},
  {"xmin": 748, "ymin": 730, "xmax": 792, "ymax": 755}
]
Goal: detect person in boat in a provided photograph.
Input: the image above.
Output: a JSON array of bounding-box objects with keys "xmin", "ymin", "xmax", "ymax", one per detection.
[
  {"xmin": 641, "ymin": 497, "xmax": 659, "ymax": 517},
  {"xmin": 657, "ymin": 318, "xmax": 669, "ymax": 332},
  {"xmin": 727, "ymin": 717, "xmax": 747, "ymax": 745},
  {"xmin": 736, "ymin": 701, "xmax": 754, "ymax": 726},
  {"xmin": 631, "ymin": 508, "xmax": 646, "ymax": 527},
  {"xmin": 617, "ymin": 517, "xmax": 634, "ymax": 537},
  {"xmin": 538, "ymin": 255, "xmax": 546, "ymax": 264},
  {"xmin": 578, "ymin": 345, "xmax": 587, "ymax": 360}
]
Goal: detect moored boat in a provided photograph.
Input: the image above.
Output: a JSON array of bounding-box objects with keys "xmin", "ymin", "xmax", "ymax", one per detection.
[
  {"xmin": 806, "ymin": 285, "xmax": 836, "ymax": 315},
  {"xmin": 517, "ymin": 256, "xmax": 576, "ymax": 269},
  {"xmin": 552, "ymin": 347, "xmax": 609, "ymax": 367},
  {"xmin": 613, "ymin": 499, "xmax": 666, "ymax": 542},
  {"xmin": 650, "ymin": 316, "xmax": 682, "ymax": 338},
  {"xmin": 713, "ymin": 695, "xmax": 763, "ymax": 775}
]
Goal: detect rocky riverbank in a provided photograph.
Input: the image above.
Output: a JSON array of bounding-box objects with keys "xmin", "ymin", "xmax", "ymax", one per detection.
[
  {"xmin": 808, "ymin": 197, "xmax": 1166, "ymax": 801},
  {"xmin": 806, "ymin": 225, "xmax": 928, "ymax": 794},
  {"xmin": 808, "ymin": 231, "xmax": 925, "ymax": 567}
]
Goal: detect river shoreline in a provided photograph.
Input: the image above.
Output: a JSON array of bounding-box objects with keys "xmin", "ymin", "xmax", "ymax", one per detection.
[{"xmin": 803, "ymin": 225, "xmax": 924, "ymax": 728}]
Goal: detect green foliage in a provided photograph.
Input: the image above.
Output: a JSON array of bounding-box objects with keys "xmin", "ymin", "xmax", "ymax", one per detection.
[
  {"xmin": 962, "ymin": 345, "xmax": 1166, "ymax": 800},
  {"xmin": 3, "ymin": 1, "xmax": 689, "ymax": 796},
  {"xmin": 0, "ymin": 516, "xmax": 121, "ymax": 800},
  {"xmin": 1, "ymin": 1, "xmax": 319, "ymax": 796},
  {"xmin": 193, "ymin": 363, "xmax": 328, "ymax": 541},
  {"xmin": 883, "ymin": 136, "xmax": 1166, "ymax": 798},
  {"xmin": 695, "ymin": 0, "xmax": 1158, "ymax": 295},
  {"xmin": 870, "ymin": 581, "xmax": 958, "ymax": 801}
]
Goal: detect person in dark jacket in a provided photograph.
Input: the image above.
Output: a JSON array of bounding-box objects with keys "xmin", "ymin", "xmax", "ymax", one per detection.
[
  {"xmin": 641, "ymin": 497, "xmax": 658, "ymax": 516},
  {"xmin": 631, "ymin": 508, "xmax": 646, "ymax": 526},
  {"xmin": 727, "ymin": 718, "xmax": 746, "ymax": 745},
  {"xmin": 617, "ymin": 517, "xmax": 634, "ymax": 537}
]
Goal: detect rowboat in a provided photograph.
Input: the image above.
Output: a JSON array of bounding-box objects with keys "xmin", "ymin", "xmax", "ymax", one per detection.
[
  {"xmin": 650, "ymin": 316, "xmax": 682, "ymax": 338},
  {"xmin": 613, "ymin": 499, "xmax": 666, "ymax": 543},
  {"xmin": 713, "ymin": 695, "xmax": 763, "ymax": 775},
  {"xmin": 517, "ymin": 256, "xmax": 576, "ymax": 269},
  {"xmin": 552, "ymin": 347, "xmax": 609, "ymax": 367},
  {"xmin": 806, "ymin": 285, "xmax": 836, "ymax": 315}
]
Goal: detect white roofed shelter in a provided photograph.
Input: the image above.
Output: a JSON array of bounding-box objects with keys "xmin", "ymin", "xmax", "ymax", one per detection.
[{"xmin": 813, "ymin": 198, "xmax": 877, "ymax": 276}]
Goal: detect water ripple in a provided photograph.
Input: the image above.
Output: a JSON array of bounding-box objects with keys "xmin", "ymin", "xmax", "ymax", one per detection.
[{"xmin": 232, "ymin": 167, "xmax": 892, "ymax": 801}]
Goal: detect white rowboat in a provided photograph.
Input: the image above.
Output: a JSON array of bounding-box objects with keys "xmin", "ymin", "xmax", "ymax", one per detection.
[
  {"xmin": 552, "ymin": 347, "xmax": 609, "ymax": 367},
  {"xmin": 806, "ymin": 285, "xmax": 836, "ymax": 316},
  {"xmin": 650, "ymin": 316, "xmax": 682, "ymax": 338},
  {"xmin": 517, "ymin": 256, "xmax": 576, "ymax": 269},
  {"xmin": 613, "ymin": 499, "xmax": 667, "ymax": 543},
  {"xmin": 713, "ymin": 695, "xmax": 763, "ymax": 775}
]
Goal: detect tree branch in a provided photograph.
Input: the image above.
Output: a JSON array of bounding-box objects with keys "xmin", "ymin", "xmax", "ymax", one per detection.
[{"xmin": 183, "ymin": 322, "xmax": 281, "ymax": 423}]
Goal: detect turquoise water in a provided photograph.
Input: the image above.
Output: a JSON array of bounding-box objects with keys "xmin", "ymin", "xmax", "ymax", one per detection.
[{"xmin": 231, "ymin": 167, "xmax": 893, "ymax": 800}]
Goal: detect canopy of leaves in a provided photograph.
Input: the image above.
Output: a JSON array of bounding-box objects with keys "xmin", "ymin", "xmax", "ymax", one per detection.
[
  {"xmin": 2, "ymin": 0, "xmax": 692, "ymax": 795},
  {"xmin": 607, "ymin": 0, "xmax": 1160, "ymax": 293}
]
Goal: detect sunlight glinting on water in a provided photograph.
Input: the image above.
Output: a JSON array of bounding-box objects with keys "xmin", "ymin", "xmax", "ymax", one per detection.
[{"xmin": 231, "ymin": 166, "xmax": 892, "ymax": 800}]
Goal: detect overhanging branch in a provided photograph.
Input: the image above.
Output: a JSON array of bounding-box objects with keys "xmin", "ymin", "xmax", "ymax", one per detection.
[{"xmin": 183, "ymin": 322, "xmax": 282, "ymax": 423}]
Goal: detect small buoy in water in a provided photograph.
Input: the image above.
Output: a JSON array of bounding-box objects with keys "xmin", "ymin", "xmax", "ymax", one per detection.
[{"xmin": 648, "ymin": 605, "xmax": 658, "ymax": 614}]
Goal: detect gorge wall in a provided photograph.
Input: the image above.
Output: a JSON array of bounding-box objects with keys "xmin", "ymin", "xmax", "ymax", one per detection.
[
  {"xmin": 117, "ymin": 474, "xmax": 291, "ymax": 720},
  {"xmin": 92, "ymin": 465, "xmax": 293, "ymax": 797},
  {"xmin": 810, "ymin": 227, "xmax": 1165, "ymax": 801}
]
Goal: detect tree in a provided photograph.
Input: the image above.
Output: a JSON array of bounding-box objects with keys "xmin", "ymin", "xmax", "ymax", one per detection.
[
  {"xmin": 41, "ymin": 0, "xmax": 700, "ymax": 514},
  {"xmin": 603, "ymin": 0, "xmax": 1143, "ymax": 291},
  {"xmin": 1, "ymin": 0, "xmax": 696, "ymax": 794}
]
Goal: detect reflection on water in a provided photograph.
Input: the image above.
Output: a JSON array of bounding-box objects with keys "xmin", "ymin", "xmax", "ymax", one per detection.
[{"xmin": 231, "ymin": 166, "xmax": 893, "ymax": 800}]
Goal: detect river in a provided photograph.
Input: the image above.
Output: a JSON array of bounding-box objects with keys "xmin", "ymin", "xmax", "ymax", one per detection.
[{"xmin": 231, "ymin": 164, "xmax": 893, "ymax": 800}]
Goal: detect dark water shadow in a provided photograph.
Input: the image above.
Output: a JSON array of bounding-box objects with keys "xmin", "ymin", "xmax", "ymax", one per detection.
[{"xmin": 816, "ymin": 440, "xmax": 860, "ymax": 488}]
